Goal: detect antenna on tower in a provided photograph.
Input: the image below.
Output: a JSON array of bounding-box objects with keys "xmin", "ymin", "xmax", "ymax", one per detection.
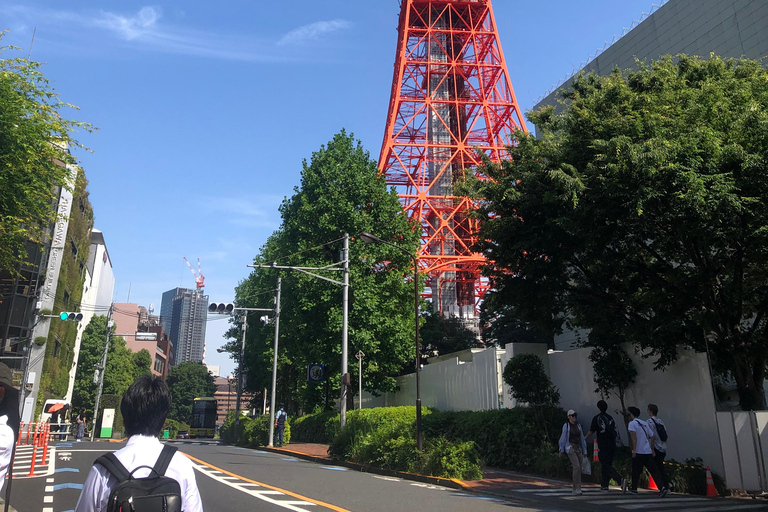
[{"xmin": 183, "ymin": 257, "xmax": 205, "ymax": 291}]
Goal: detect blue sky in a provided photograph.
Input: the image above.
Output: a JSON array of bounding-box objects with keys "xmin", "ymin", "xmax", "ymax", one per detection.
[{"xmin": 3, "ymin": 0, "xmax": 662, "ymax": 376}]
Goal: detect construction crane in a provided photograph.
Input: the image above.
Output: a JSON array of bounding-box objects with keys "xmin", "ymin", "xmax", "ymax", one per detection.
[{"xmin": 183, "ymin": 257, "xmax": 205, "ymax": 291}]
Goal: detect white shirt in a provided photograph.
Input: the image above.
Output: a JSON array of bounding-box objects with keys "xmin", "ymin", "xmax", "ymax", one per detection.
[
  {"xmin": 0, "ymin": 415, "xmax": 14, "ymax": 493},
  {"xmin": 628, "ymin": 418, "xmax": 654, "ymax": 455},
  {"xmin": 647, "ymin": 416, "xmax": 667, "ymax": 453},
  {"xmin": 75, "ymin": 435, "xmax": 203, "ymax": 512}
]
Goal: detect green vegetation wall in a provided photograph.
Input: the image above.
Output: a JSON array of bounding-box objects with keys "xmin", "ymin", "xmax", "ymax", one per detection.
[{"xmin": 38, "ymin": 169, "xmax": 94, "ymax": 409}]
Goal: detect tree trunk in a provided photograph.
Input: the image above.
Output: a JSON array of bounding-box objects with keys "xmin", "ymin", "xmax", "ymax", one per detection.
[{"xmin": 733, "ymin": 354, "xmax": 767, "ymax": 411}]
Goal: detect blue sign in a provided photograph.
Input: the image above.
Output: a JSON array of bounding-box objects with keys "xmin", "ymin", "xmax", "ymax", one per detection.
[{"xmin": 307, "ymin": 364, "xmax": 325, "ymax": 382}]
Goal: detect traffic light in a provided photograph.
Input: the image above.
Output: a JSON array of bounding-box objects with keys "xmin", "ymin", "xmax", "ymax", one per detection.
[
  {"xmin": 59, "ymin": 312, "xmax": 83, "ymax": 321},
  {"xmin": 208, "ymin": 303, "xmax": 235, "ymax": 315}
]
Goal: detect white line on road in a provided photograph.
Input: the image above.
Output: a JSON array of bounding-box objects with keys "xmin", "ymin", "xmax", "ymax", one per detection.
[
  {"xmin": 584, "ymin": 497, "xmax": 708, "ymax": 504},
  {"xmin": 192, "ymin": 464, "xmax": 316, "ymax": 512}
]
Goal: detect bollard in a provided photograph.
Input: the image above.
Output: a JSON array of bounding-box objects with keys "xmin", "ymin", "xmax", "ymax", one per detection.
[
  {"xmin": 27, "ymin": 425, "xmax": 39, "ymax": 477},
  {"xmin": 41, "ymin": 423, "xmax": 50, "ymax": 466},
  {"xmin": 25, "ymin": 422, "xmax": 33, "ymax": 445},
  {"xmin": 17, "ymin": 422, "xmax": 23, "ymax": 445}
]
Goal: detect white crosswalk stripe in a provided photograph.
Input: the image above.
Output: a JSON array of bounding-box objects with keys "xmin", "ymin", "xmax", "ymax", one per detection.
[{"xmin": 510, "ymin": 487, "xmax": 768, "ymax": 511}]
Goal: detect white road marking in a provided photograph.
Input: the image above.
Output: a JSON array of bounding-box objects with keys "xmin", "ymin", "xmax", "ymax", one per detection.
[{"xmin": 192, "ymin": 463, "xmax": 317, "ymax": 512}]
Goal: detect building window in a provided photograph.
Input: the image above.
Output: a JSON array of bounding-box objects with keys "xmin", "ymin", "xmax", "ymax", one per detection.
[
  {"xmin": 53, "ymin": 336, "xmax": 61, "ymax": 357},
  {"xmin": 63, "ymin": 290, "xmax": 70, "ymax": 306},
  {"xmin": 154, "ymin": 355, "xmax": 164, "ymax": 373},
  {"xmin": 70, "ymin": 240, "xmax": 78, "ymax": 258}
]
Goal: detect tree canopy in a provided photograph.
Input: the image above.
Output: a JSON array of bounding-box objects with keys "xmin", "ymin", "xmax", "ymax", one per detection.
[
  {"xmin": 73, "ymin": 315, "xmax": 139, "ymax": 413},
  {"xmin": 420, "ymin": 311, "xmax": 479, "ymax": 359},
  {"xmin": 228, "ymin": 130, "xmax": 420, "ymax": 413},
  {"xmin": 502, "ymin": 353, "xmax": 560, "ymax": 407},
  {"xmin": 470, "ymin": 55, "xmax": 768, "ymax": 410},
  {"xmin": 0, "ymin": 42, "xmax": 92, "ymax": 273},
  {"xmin": 166, "ymin": 361, "xmax": 217, "ymax": 423}
]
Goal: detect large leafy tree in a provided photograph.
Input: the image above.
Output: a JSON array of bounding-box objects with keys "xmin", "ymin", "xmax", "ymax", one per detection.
[
  {"xmin": 420, "ymin": 311, "xmax": 479, "ymax": 359},
  {"xmin": 72, "ymin": 315, "xmax": 134, "ymax": 413},
  {"xmin": 228, "ymin": 130, "xmax": 420, "ymax": 413},
  {"xmin": 166, "ymin": 362, "xmax": 217, "ymax": 423},
  {"xmin": 0, "ymin": 42, "xmax": 92, "ymax": 273},
  {"xmin": 470, "ymin": 55, "xmax": 768, "ymax": 410}
]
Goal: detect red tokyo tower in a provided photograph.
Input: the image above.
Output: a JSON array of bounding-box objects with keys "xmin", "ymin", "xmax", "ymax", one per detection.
[{"xmin": 379, "ymin": 0, "xmax": 527, "ymax": 325}]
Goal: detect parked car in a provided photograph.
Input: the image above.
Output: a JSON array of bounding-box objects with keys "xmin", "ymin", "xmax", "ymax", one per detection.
[{"xmin": 176, "ymin": 430, "xmax": 190, "ymax": 439}]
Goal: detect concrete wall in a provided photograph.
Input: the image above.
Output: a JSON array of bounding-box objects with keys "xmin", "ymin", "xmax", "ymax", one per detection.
[
  {"xmin": 362, "ymin": 342, "xmax": 724, "ymax": 475},
  {"xmin": 536, "ymin": 0, "xmax": 768, "ymax": 115},
  {"xmin": 360, "ymin": 348, "xmax": 500, "ymax": 411},
  {"xmin": 717, "ymin": 412, "xmax": 768, "ymax": 491},
  {"xmin": 549, "ymin": 346, "xmax": 723, "ymax": 475}
]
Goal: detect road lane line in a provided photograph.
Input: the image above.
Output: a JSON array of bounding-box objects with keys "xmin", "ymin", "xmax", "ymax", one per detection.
[{"xmin": 184, "ymin": 453, "xmax": 353, "ymax": 512}]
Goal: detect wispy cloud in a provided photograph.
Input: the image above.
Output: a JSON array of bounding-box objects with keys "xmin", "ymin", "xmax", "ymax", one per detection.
[
  {"xmin": 4, "ymin": 4, "xmax": 291, "ymax": 63},
  {"xmin": 278, "ymin": 20, "xmax": 352, "ymax": 47},
  {"xmin": 93, "ymin": 6, "xmax": 162, "ymax": 41},
  {"xmin": 202, "ymin": 195, "xmax": 283, "ymax": 229}
]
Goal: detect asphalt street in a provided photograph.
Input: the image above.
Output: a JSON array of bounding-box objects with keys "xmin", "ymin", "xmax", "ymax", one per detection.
[{"xmin": 5, "ymin": 440, "xmax": 768, "ymax": 512}]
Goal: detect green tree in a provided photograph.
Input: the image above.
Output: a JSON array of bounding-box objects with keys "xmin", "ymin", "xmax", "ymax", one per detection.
[
  {"xmin": 502, "ymin": 353, "xmax": 560, "ymax": 407},
  {"xmin": 0, "ymin": 41, "xmax": 93, "ymax": 274},
  {"xmin": 589, "ymin": 345, "xmax": 637, "ymax": 429},
  {"xmin": 470, "ymin": 55, "xmax": 768, "ymax": 410},
  {"xmin": 420, "ymin": 311, "xmax": 479, "ymax": 358},
  {"xmin": 72, "ymin": 315, "xmax": 131, "ymax": 413},
  {"xmin": 132, "ymin": 349, "xmax": 152, "ymax": 378},
  {"xmin": 230, "ymin": 130, "xmax": 420, "ymax": 413},
  {"xmin": 166, "ymin": 362, "xmax": 217, "ymax": 423}
]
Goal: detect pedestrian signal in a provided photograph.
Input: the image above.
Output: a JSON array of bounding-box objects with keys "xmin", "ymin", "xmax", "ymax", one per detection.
[
  {"xmin": 208, "ymin": 303, "xmax": 235, "ymax": 315},
  {"xmin": 59, "ymin": 312, "xmax": 84, "ymax": 321}
]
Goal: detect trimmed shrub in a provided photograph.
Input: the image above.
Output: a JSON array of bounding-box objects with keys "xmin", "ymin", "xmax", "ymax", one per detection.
[
  {"xmin": 163, "ymin": 419, "xmax": 190, "ymax": 439},
  {"xmin": 291, "ymin": 410, "xmax": 340, "ymax": 443},
  {"xmin": 219, "ymin": 412, "xmax": 291, "ymax": 447}
]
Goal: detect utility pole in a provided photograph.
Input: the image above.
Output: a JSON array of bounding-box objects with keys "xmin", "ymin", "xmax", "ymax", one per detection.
[
  {"xmin": 268, "ymin": 278, "xmax": 281, "ymax": 447},
  {"xmin": 234, "ymin": 314, "xmax": 247, "ymax": 428},
  {"xmin": 356, "ymin": 351, "xmax": 365, "ymax": 410},
  {"xmin": 340, "ymin": 233, "xmax": 349, "ymax": 427},
  {"xmin": 91, "ymin": 305, "xmax": 113, "ymax": 442}
]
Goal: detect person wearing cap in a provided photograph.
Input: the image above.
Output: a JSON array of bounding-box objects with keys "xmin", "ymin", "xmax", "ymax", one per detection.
[
  {"xmin": 559, "ymin": 409, "xmax": 588, "ymax": 495},
  {"xmin": 273, "ymin": 403, "xmax": 287, "ymax": 447}
]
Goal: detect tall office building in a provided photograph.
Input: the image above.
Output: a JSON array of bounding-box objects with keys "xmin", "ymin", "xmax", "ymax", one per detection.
[{"xmin": 159, "ymin": 287, "xmax": 208, "ymax": 364}]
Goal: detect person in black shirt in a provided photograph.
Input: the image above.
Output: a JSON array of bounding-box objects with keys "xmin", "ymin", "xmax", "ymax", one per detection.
[{"xmin": 586, "ymin": 400, "xmax": 627, "ymax": 493}]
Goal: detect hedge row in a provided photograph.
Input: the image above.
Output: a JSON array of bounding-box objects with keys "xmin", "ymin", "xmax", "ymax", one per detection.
[
  {"xmin": 219, "ymin": 412, "xmax": 291, "ymax": 447},
  {"xmin": 290, "ymin": 406, "xmax": 725, "ymax": 494}
]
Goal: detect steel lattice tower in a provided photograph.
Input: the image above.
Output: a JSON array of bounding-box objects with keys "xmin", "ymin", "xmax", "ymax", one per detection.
[{"xmin": 379, "ymin": 0, "xmax": 527, "ymax": 324}]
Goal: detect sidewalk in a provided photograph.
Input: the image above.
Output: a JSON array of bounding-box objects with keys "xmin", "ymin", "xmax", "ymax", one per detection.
[{"xmin": 263, "ymin": 442, "xmax": 590, "ymax": 499}]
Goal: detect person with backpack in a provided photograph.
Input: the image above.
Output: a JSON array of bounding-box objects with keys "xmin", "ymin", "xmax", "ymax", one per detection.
[
  {"xmin": 274, "ymin": 404, "xmax": 287, "ymax": 447},
  {"xmin": 627, "ymin": 406, "xmax": 669, "ymax": 497},
  {"xmin": 558, "ymin": 409, "xmax": 588, "ymax": 495},
  {"xmin": 74, "ymin": 374, "xmax": 203, "ymax": 512},
  {"xmin": 647, "ymin": 403, "xmax": 671, "ymax": 491},
  {"xmin": 586, "ymin": 400, "xmax": 627, "ymax": 493}
]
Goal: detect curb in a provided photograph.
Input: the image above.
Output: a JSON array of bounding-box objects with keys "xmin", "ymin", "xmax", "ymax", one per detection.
[{"xmin": 260, "ymin": 446, "xmax": 472, "ymax": 491}]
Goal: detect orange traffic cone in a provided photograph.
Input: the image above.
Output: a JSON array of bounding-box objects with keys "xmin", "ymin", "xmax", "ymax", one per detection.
[
  {"xmin": 648, "ymin": 474, "xmax": 658, "ymax": 491},
  {"xmin": 705, "ymin": 467, "xmax": 717, "ymax": 497},
  {"xmin": 593, "ymin": 439, "xmax": 599, "ymax": 462}
]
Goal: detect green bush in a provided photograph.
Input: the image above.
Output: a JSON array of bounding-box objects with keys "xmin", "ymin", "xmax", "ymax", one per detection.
[
  {"xmin": 327, "ymin": 406, "xmax": 482, "ymax": 480},
  {"xmin": 422, "ymin": 406, "xmax": 564, "ymax": 471},
  {"xmin": 291, "ymin": 410, "xmax": 340, "ymax": 443},
  {"xmin": 219, "ymin": 412, "xmax": 291, "ymax": 448},
  {"xmin": 163, "ymin": 419, "xmax": 190, "ymax": 439}
]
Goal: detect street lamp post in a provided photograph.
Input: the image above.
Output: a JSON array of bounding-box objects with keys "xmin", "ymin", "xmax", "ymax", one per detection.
[{"xmin": 359, "ymin": 232, "xmax": 422, "ymax": 451}]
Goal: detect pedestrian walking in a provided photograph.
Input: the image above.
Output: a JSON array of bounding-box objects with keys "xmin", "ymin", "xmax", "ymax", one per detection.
[
  {"xmin": 627, "ymin": 406, "xmax": 668, "ymax": 496},
  {"xmin": 646, "ymin": 403, "xmax": 671, "ymax": 491},
  {"xmin": 559, "ymin": 409, "xmax": 588, "ymax": 495},
  {"xmin": 586, "ymin": 400, "xmax": 627, "ymax": 492},
  {"xmin": 75, "ymin": 408, "xmax": 87, "ymax": 442},
  {"xmin": 75, "ymin": 374, "xmax": 202, "ymax": 512},
  {"xmin": 274, "ymin": 404, "xmax": 287, "ymax": 447}
]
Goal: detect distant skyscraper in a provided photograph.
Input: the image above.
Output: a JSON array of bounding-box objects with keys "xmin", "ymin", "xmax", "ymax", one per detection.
[{"xmin": 159, "ymin": 287, "xmax": 208, "ymax": 364}]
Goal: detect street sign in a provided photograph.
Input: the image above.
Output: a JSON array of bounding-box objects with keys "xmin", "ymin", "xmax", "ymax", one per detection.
[
  {"xmin": 134, "ymin": 332, "xmax": 157, "ymax": 341},
  {"xmin": 307, "ymin": 364, "xmax": 325, "ymax": 382}
]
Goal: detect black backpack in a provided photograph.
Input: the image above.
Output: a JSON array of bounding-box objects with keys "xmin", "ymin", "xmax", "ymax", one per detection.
[
  {"xmin": 95, "ymin": 445, "xmax": 182, "ymax": 512},
  {"xmin": 651, "ymin": 418, "xmax": 669, "ymax": 442},
  {"xmin": 598, "ymin": 413, "xmax": 622, "ymax": 447}
]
